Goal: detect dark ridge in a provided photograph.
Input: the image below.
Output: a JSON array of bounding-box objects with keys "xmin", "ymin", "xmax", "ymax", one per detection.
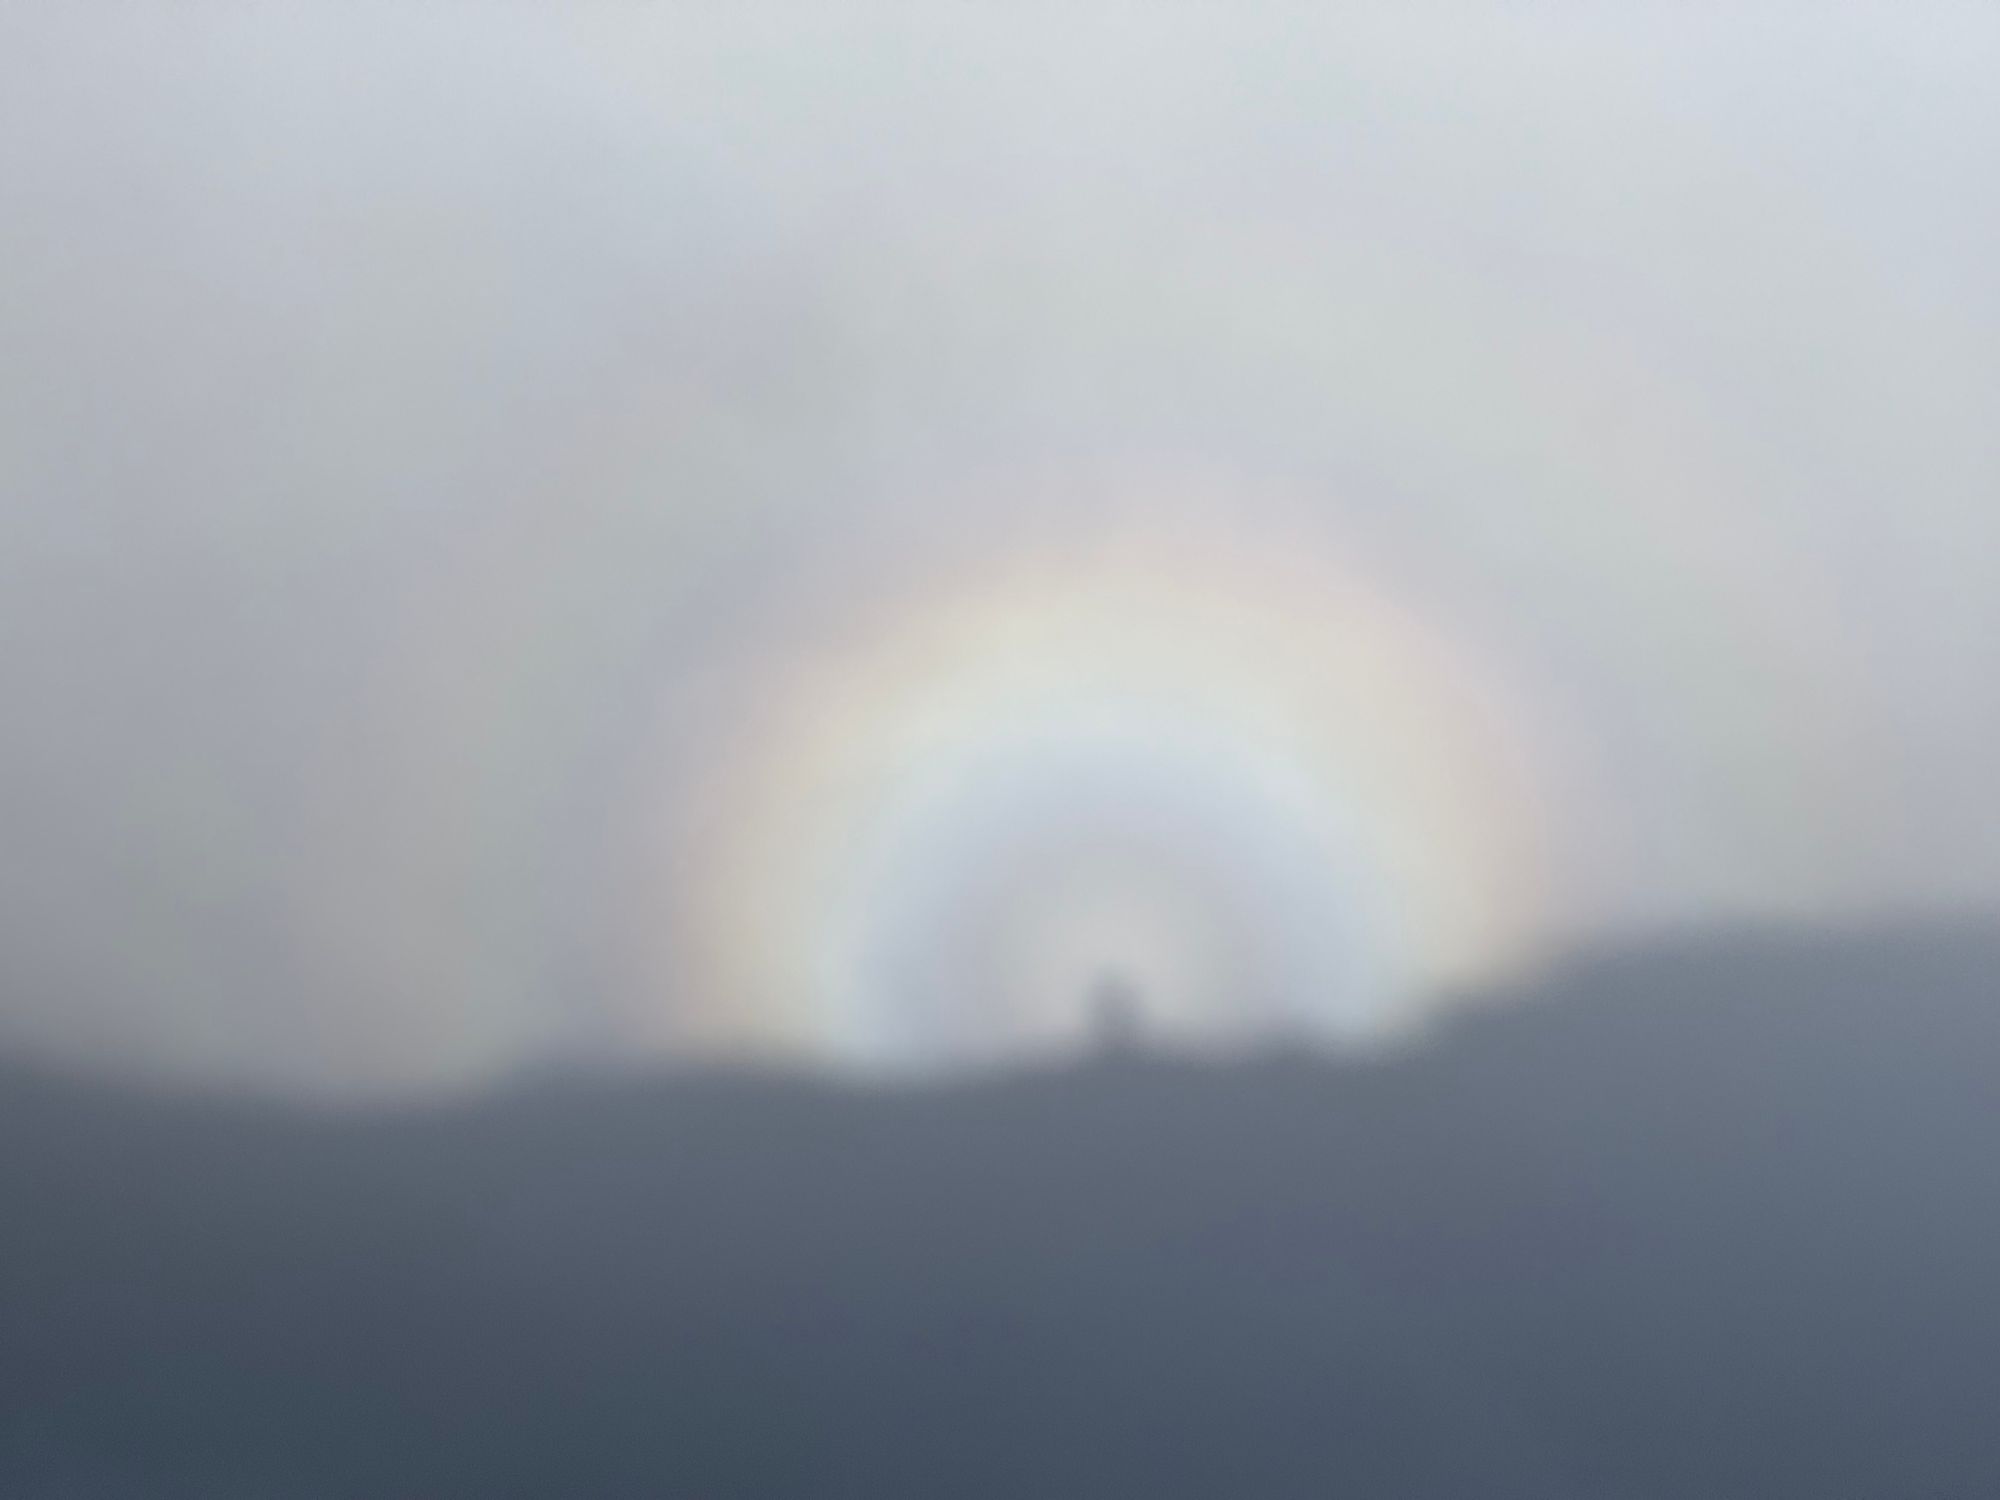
[{"xmin": 3, "ymin": 922, "xmax": 1998, "ymax": 1498}]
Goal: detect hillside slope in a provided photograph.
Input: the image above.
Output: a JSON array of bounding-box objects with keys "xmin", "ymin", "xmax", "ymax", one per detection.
[{"xmin": 2, "ymin": 924, "xmax": 1998, "ymax": 1498}]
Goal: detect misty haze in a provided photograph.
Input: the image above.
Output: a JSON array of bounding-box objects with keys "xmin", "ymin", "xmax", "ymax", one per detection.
[{"xmin": 2, "ymin": 4, "xmax": 1997, "ymax": 1496}]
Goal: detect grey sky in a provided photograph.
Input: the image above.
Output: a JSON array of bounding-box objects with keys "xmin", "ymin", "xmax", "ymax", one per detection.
[{"xmin": 1, "ymin": 3, "xmax": 1995, "ymax": 1090}]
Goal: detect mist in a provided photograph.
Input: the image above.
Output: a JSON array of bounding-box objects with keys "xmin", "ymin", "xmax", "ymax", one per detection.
[
  {"xmin": 6, "ymin": 7, "xmax": 2000, "ymax": 1497},
  {"xmin": 1, "ymin": 6, "xmax": 1995, "ymax": 1090}
]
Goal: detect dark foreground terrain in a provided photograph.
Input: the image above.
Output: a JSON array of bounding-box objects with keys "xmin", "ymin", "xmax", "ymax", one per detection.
[{"xmin": 3, "ymin": 925, "xmax": 1999, "ymax": 1498}]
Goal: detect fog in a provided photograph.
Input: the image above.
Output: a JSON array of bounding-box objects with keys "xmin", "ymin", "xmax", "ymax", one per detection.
[
  {"xmin": 7, "ymin": 10, "xmax": 2000, "ymax": 1496},
  {"xmin": 2, "ymin": 2, "xmax": 1995, "ymax": 1090}
]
